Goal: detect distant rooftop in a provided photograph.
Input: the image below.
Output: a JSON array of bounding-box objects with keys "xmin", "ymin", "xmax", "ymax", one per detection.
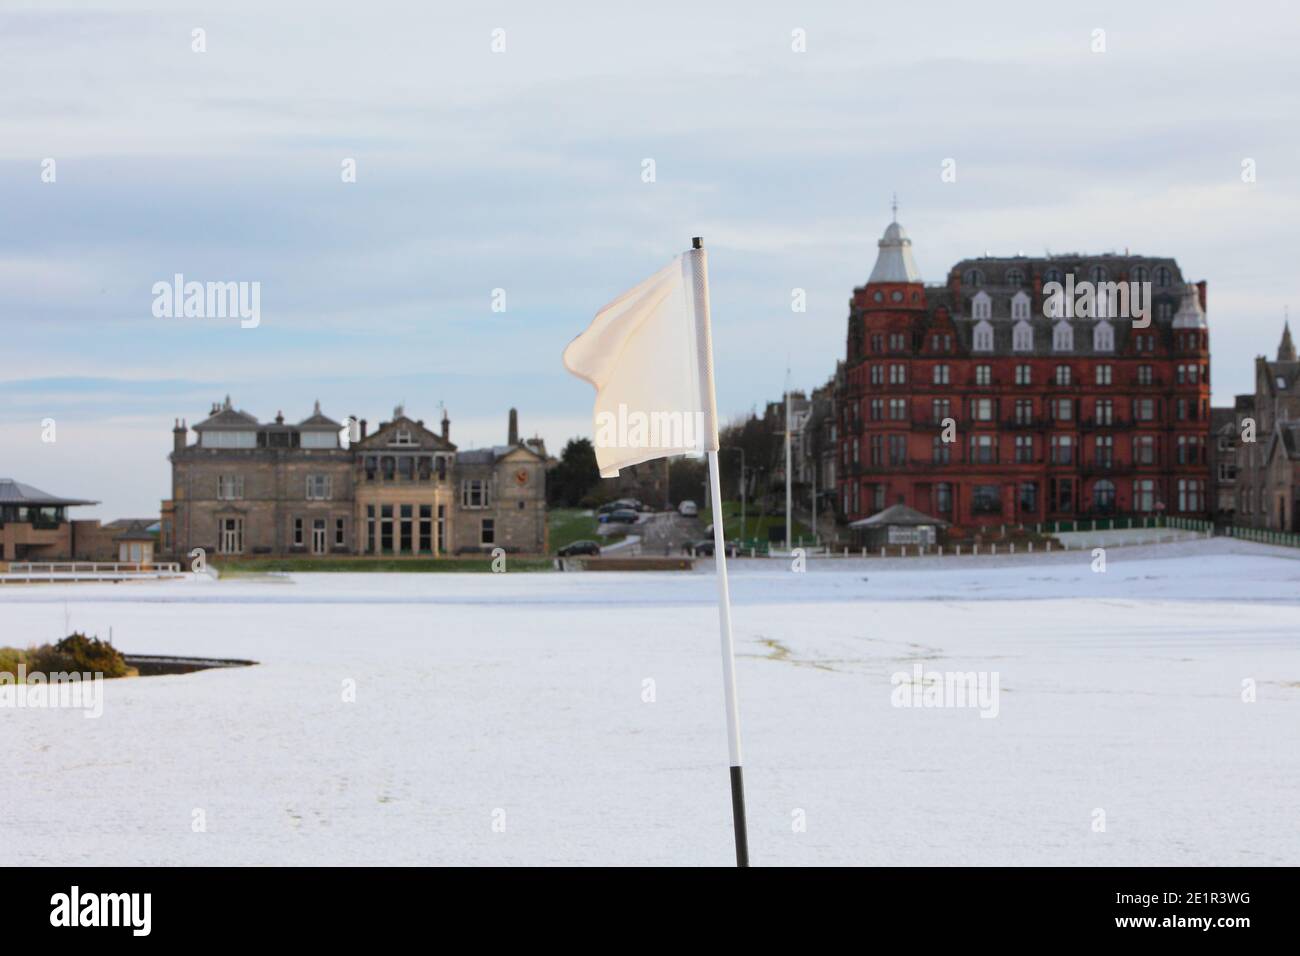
[{"xmin": 0, "ymin": 479, "xmax": 98, "ymax": 507}]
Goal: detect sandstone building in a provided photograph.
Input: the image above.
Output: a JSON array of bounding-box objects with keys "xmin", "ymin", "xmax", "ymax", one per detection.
[{"xmin": 168, "ymin": 400, "xmax": 547, "ymax": 558}]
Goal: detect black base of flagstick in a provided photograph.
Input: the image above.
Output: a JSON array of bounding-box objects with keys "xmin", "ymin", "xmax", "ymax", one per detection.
[{"xmin": 729, "ymin": 765, "xmax": 749, "ymax": 867}]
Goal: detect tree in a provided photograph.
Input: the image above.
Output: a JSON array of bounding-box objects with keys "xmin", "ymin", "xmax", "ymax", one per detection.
[{"xmin": 547, "ymin": 438, "xmax": 601, "ymax": 507}]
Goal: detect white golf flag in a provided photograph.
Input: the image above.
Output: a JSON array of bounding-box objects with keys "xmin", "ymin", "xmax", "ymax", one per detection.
[{"xmin": 563, "ymin": 246, "xmax": 720, "ymax": 477}]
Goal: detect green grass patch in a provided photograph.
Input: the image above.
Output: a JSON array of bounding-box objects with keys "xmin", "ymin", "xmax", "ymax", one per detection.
[
  {"xmin": 701, "ymin": 500, "xmax": 811, "ymax": 544},
  {"xmin": 548, "ymin": 507, "xmax": 599, "ymax": 551}
]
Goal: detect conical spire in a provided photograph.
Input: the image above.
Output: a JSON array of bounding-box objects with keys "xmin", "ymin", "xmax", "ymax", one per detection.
[
  {"xmin": 1280, "ymin": 317, "xmax": 1296, "ymax": 362},
  {"xmin": 867, "ymin": 205, "xmax": 922, "ymax": 284}
]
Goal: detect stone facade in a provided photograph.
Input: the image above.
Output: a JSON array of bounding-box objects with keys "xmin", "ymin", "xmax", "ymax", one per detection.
[
  {"xmin": 169, "ymin": 399, "xmax": 548, "ymax": 558},
  {"xmin": 1235, "ymin": 324, "xmax": 1300, "ymax": 530}
]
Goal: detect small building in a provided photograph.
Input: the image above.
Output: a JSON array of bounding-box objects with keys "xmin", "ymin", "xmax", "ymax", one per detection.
[
  {"xmin": 0, "ymin": 479, "xmax": 98, "ymax": 561},
  {"xmin": 849, "ymin": 503, "xmax": 948, "ymax": 549}
]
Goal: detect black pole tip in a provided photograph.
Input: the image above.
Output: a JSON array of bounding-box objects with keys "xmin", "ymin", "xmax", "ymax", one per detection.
[{"xmin": 692, "ymin": 237, "xmax": 703, "ymax": 249}]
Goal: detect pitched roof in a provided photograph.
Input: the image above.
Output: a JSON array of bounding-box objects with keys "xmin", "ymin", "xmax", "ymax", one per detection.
[
  {"xmin": 0, "ymin": 479, "xmax": 98, "ymax": 506},
  {"xmin": 849, "ymin": 503, "xmax": 948, "ymax": 529},
  {"xmin": 298, "ymin": 399, "xmax": 342, "ymax": 430}
]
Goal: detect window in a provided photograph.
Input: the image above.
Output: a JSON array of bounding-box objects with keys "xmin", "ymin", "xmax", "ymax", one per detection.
[
  {"xmin": 1055, "ymin": 364, "xmax": 1072, "ymax": 386},
  {"xmin": 367, "ymin": 505, "xmax": 375, "ymax": 552},
  {"xmin": 1015, "ymin": 399, "xmax": 1034, "ymax": 425},
  {"xmin": 1011, "ymin": 292, "xmax": 1031, "ymax": 320},
  {"xmin": 970, "ymin": 434, "xmax": 996, "ymax": 464},
  {"xmin": 1052, "ymin": 398, "xmax": 1073, "ymax": 422},
  {"xmin": 931, "ymin": 398, "xmax": 951, "ymax": 424},
  {"xmin": 306, "ymin": 474, "xmax": 331, "ymax": 500},
  {"xmin": 437, "ymin": 504, "xmax": 447, "ymax": 553},
  {"xmin": 1013, "ymin": 319, "xmax": 1033, "ymax": 350},
  {"xmin": 870, "ymin": 398, "xmax": 883, "ymax": 421},
  {"xmin": 1051, "ymin": 435, "xmax": 1074, "ymax": 465},
  {"xmin": 1052, "ymin": 477, "xmax": 1074, "ymax": 511},
  {"xmin": 975, "ymin": 365, "xmax": 992, "ymax": 386},
  {"xmin": 293, "ymin": 517, "xmax": 305, "ymax": 547},
  {"xmin": 971, "ymin": 398, "xmax": 995, "ymax": 421},
  {"xmin": 1133, "ymin": 398, "xmax": 1155, "ymax": 422},
  {"xmin": 1155, "ymin": 266, "xmax": 1172, "ymax": 287},
  {"xmin": 1131, "ymin": 266, "xmax": 1149, "ymax": 283},
  {"xmin": 393, "ymin": 428, "xmax": 414, "ymax": 445},
  {"xmin": 870, "ymin": 365, "xmax": 883, "ymax": 385},
  {"xmin": 932, "ymin": 436, "xmax": 950, "ymax": 464},
  {"xmin": 1053, "ymin": 322, "xmax": 1073, "ymax": 351},
  {"xmin": 889, "ymin": 332, "xmax": 906, "ymax": 351},
  {"xmin": 1093, "ymin": 479, "xmax": 1116, "ymax": 513},
  {"xmin": 889, "ymin": 398, "xmax": 907, "ymax": 421},
  {"xmin": 1089, "ymin": 265, "xmax": 1108, "ymax": 283},
  {"xmin": 889, "ymin": 364, "xmax": 906, "ymax": 384},
  {"xmin": 481, "ymin": 518, "xmax": 495, "ymax": 546},
  {"xmin": 1094, "ymin": 435, "xmax": 1113, "ymax": 468},
  {"xmin": 932, "ymin": 364, "xmax": 950, "ymax": 385},
  {"xmin": 335, "ymin": 518, "xmax": 346, "ymax": 547},
  {"xmin": 872, "ymin": 485, "xmax": 886, "ymax": 511},
  {"xmin": 1018, "ymin": 482, "xmax": 1038, "ymax": 513},
  {"xmin": 972, "ymin": 484, "xmax": 1001, "ymax": 514},
  {"xmin": 462, "ymin": 479, "xmax": 491, "ymax": 508},
  {"xmin": 1015, "ymin": 435, "xmax": 1034, "ymax": 463},
  {"xmin": 1138, "ymin": 364, "xmax": 1153, "ymax": 385},
  {"xmin": 202, "ymin": 430, "xmax": 256, "ymax": 449},
  {"xmin": 1095, "ymin": 365, "xmax": 1113, "ymax": 385},
  {"xmin": 1015, "ymin": 364, "xmax": 1031, "ymax": 385},
  {"xmin": 1134, "ymin": 479, "xmax": 1157, "ymax": 512},
  {"xmin": 935, "ymin": 483, "xmax": 953, "ymax": 514},
  {"xmin": 1177, "ymin": 479, "xmax": 1203, "ymax": 513},
  {"xmin": 870, "ymin": 435, "xmax": 882, "ymax": 466},
  {"xmin": 219, "ymin": 517, "xmax": 243, "ymax": 554},
  {"xmin": 871, "ymin": 334, "xmax": 883, "ymax": 353},
  {"xmin": 217, "ymin": 475, "xmax": 245, "ymax": 500},
  {"xmin": 888, "ymin": 435, "xmax": 907, "ymax": 466},
  {"xmin": 1093, "ymin": 321, "xmax": 1114, "ymax": 352},
  {"xmin": 1095, "ymin": 399, "xmax": 1114, "ymax": 426},
  {"xmin": 965, "ymin": 269, "xmax": 984, "ymax": 287},
  {"xmin": 301, "ymin": 431, "xmax": 337, "ymax": 449},
  {"xmin": 973, "ymin": 319, "xmax": 994, "ymax": 351},
  {"xmin": 1006, "ymin": 268, "xmax": 1025, "ymax": 287}
]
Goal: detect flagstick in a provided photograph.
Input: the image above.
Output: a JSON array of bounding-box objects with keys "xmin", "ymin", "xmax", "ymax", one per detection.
[
  {"xmin": 706, "ymin": 448, "xmax": 749, "ymax": 866},
  {"xmin": 692, "ymin": 236, "xmax": 750, "ymax": 867}
]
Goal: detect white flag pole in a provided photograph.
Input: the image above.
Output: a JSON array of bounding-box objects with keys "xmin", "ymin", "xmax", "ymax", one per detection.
[{"xmin": 690, "ymin": 236, "xmax": 750, "ymax": 867}]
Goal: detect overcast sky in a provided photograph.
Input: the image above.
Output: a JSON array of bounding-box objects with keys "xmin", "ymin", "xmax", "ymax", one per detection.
[{"xmin": 3, "ymin": 0, "xmax": 1299, "ymax": 518}]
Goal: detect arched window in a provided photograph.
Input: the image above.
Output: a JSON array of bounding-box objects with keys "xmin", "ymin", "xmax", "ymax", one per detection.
[
  {"xmin": 1093, "ymin": 320, "xmax": 1114, "ymax": 352},
  {"xmin": 964, "ymin": 269, "xmax": 984, "ymax": 287},
  {"xmin": 1011, "ymin": 291, "xmax": 1031, "ymax": 320},
  {"xmin": 1044, "ymin": 268, "xmax": 1062, "ymax": 285},
  {"xmin": 973, "ymin": 319, "xmax": 994, "ymax": 352},
  {"xmin": 1131, "ymin": 265, "xmax": 1149, "ymax": 283},
  {"xmin": 1053, "ymin": 321, "xmax": 1074, "ymax": 351},
  {"xmin": 971, "ymin": 290, "xmax": 992, "ymax": 320},
  {"xmin": 1005, "ymin": 268, "xmax": 1024, "ymax": 286},
  {"xmin": 1155, "ymin": 266, "xmax": 1172, "ymax": 287},
  {"xmin": 1093, "ymin": 479, "xmax": 1116, "ymax": 512},
  {"xmin": 1013, "ymin": 320, "xmax": 1033, "ymax": 352},
  {"xmin": 1089, "ymin": 265, "xmax": 1108, "ymax": 283}
]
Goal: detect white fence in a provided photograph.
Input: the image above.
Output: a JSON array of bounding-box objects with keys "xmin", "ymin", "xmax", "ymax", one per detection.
[{"xmin": 0, "ymin": 561, "xmax": 184, "ymax": 583}]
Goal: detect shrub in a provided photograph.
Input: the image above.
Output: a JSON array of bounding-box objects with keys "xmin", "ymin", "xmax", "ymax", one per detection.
[{"xmin": 27, "ymin": 633, "xmax": 129, "ymax": 679}]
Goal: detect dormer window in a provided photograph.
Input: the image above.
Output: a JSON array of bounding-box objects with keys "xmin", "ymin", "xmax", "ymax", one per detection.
[
  {"xmin": 973, "ymin": 319, "xmax": 994, "ymax": 352},
  {"xmin": 1089, "ymin": 265, "xmax": 1108, "ymax": 283},
  {"xmin": 1012, "ymin": 320, "xmax": 1033, "ymax": 352},
  {"xmin": 1155, "ymin": 266, "xmax": 1172, "ymax": 287},
  {"xmin": 1053, "ymin": 322, "xmax": 1074, "ymax": 352},
  {"xmin": 1093, "ymin": 320, "xmax": 1115, "ymax": 352},
  {"xmin": 393, "ymin": 428, "xmax": 413, "ymax": 445},
  {"xmin": 1005, "ymin": 268, "xmax": 1024, "ymax": 286},
  {"xmin": 1011, "ymin": 291, "xmax": 1031, "ymax": 320},
  {"xmin": 1132, "ymin": 265, "xmax": 1149, "ymax": 283},
  {"xmin": 972, "ymin": 291, "xmax": 992, "ymax": 320},
  {"xmin": 964, "ymin": 269, "xmax": 984, "ymax": 287}
]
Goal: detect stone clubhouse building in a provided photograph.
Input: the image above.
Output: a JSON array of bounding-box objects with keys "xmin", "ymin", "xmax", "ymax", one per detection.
[{"xmin": 166, "ymin": 399, "xmax": 548, "ymax": 559}]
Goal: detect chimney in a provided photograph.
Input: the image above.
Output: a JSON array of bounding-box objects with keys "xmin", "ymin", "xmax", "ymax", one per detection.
[
  {"xmin": 1196, "ymin": 280, "xmax": 1207, "ymax": 313},
  {"xmin": 360, "ymin": 419, "xmax": 368, "ymax": 439},
  {"xmin": 441, "ymin": 409, "xmax": 450, "ymax": 442},
  {"xmin": 173, "ymin": 418, "xmax": 187, "ymax": 453},
  {"xmin": 508, "ymin": 407, "xmax": 519, "ymax": 445}
]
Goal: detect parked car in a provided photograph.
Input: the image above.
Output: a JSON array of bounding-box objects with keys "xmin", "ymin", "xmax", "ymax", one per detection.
[
  {"xmin": 684, "ymin": 539, "xmax": 739, "ymax": 557},
  {"xmin": 678, "ymin": 500, "xmax": 698, "ymax": 517},
  {"xmin": 557, "ymin": 540, "xmax": 601, "ymax": 557},
  {"xmin": 597, "ymin": 498, "xmax": 640, "ymax": 515},
  {"xmin": 605, "ymin": 508, "xmax": 640, "ymax": 524}
]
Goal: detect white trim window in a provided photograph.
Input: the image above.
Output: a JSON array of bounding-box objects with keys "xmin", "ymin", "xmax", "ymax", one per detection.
[
  {"xmin": 973, "ymin": 319, "xmax": 994, "ymax": 351},
  {"xmin": 217, "ymin": 475, "xmax": 245, "ymax": 500},
  {"xmin": 1052, "ymin": 321, "xmax": 1073, "ymax": 351},
  {"xmin": 306, "ymin": 474, "xmax": 332, "ymax": 500},
  {"xmin": 462, "ymin": 479, "xmax": 491, "ymax": 509},
  {"xmin": 1012, "ymin": 320, "xmax": 1033, "ymax": 352},
  {"xmin": 1093, "ymin": 320, "xmax": 1115, "ymax": 352}
]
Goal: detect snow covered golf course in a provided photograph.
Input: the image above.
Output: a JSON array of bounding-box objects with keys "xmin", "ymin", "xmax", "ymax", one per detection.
[{"xmin": 2, "ymin": 537, "xmax": 1298, "ymax": 866}]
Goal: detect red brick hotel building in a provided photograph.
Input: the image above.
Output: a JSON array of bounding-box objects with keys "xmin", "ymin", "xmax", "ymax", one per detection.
[{"xmin": 838, "ymin": 217, "xmax": 1211, "ymax": 532}]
